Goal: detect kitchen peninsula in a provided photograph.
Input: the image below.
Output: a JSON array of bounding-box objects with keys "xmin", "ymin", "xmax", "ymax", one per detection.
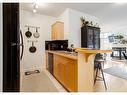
[{"xmin": 45, "ymin": 48, "xmax": 112, "ymax": 92}]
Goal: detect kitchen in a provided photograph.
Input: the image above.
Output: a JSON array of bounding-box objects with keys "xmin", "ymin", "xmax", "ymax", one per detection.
[
  {"xmin": 2, "ymin": 2, "xmax": 127, "ymax": 92},
  {"xmin": 20, "ymin": 4, "xmax": 109, "ymax": 92},
  {"xmin": 20, "ymin": 3, "xmax": 101, "ymax": 74}
]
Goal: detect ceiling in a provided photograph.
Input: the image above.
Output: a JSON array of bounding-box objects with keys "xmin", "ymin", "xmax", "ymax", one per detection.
[{"xmin": 20, "ymin": 3, "xmax": 127, "ymax": 32}]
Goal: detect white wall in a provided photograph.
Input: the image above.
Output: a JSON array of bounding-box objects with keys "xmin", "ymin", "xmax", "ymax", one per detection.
[
  {"xmin": 20, "ymin": 8, "xmax": 99, "ymax": 71},
  {"xmin": 68, "ymin": 9, "xmax": 99, "ymax": 47},
  {"xmin": 0, "ymin": 3, "xmax": 2, "ymax": 92},
  {"xmin": 56, "ymin": 9, "xmax": 70, "ymax": 40},
  {"xmin": 57, "ymin": 8, "xmax": 99, "ymax": 47},
  {"xmin": 20, "ymin": 10, "xmax": 56, "ymax": 72}
]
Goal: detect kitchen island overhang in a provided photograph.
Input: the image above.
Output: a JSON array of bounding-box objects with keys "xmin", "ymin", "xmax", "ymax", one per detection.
[{"xmin": 76, "ymin": 48, "xmax": 112, "ymax": 92}]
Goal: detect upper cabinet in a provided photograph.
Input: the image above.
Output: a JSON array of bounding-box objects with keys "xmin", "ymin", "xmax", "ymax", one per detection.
[
  {"xmin": 51, "ymin": 21, "xmax": 64, "ymax": 40},
  {"xmin": 81, "ymin": 26, "xmax": 100, "ymax": 49}
]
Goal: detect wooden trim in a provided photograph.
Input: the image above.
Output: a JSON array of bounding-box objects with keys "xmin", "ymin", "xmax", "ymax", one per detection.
[
  {"xmin": 45, "ymin": 51, "xmax": 77, "ymax": 60},
  {"xmin": 76, "ymin": 48, "xmax": 113, "ymax": 54}
]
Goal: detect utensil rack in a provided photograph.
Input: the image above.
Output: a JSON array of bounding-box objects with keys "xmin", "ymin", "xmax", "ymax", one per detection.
[
  {"xmin": 27, "ymin": 40, "xmax": 38, "ymax": 43},
  {"xmin": 25, "ymin": 25, "xmax": 40, "ymax": 29}
]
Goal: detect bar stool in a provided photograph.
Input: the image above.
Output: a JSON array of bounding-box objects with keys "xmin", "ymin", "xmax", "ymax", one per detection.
[
  {"xmin": 94, "ymin": 53, "xmax": 107, "ymax": 90},
  {"xmin": 122, "ymin": 52, "xmax": 127, "ymax": 63}
]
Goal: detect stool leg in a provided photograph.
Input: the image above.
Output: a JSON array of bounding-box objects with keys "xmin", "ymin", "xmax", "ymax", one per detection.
[
  {"xmin": 94, "ymin": 67, "xmax": 99, "ymax": 84},
  {"xmin": 100, "ymin": 67, "xmax": 107, "ymax": 90},
  {"xmin": 103, "ymin": 61, "xmax": 104, "ymax": 68}
]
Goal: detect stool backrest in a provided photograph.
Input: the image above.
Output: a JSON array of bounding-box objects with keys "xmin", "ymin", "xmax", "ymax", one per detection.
[
  {"xmin": 94, "ymin": 53, "xmax": 103, "ymax": 61},
  {"xmin": 94, "ymin": 53, "xmax": 103, "ymax": 68},
  {"xmin": 122, "ymin": 52, "xmax": 127, "ymax": 60}
]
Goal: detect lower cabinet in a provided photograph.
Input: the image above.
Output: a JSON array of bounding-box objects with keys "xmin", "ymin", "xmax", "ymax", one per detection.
[
  {"xmin": 64, "ymin": 60, "xmax": 77, "ymax": 92},
  {"xmin": 53, "ymin": 54, "xmax": 77, "ymax": 92},
  {"xmin": 54, "ymin": 61, "xmax": 66, "ymax": 85}
]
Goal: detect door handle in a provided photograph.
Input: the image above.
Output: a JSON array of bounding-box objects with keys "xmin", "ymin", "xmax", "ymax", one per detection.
[
  {"xmin": 11, "ymin": 43, "xmax": 17, "ymax": 46},
  {"xmin": 20, "ymin": 30, "xmax": 24, "ymax": 60},
  {"xmin": 11, "ymin": 43, "xmax": 23, "ymax": 46}
]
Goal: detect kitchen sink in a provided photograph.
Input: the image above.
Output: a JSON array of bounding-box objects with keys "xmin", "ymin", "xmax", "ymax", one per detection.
[{"xmin": 55, "ymin": 51, "xmax": 78, "ymax": 56}]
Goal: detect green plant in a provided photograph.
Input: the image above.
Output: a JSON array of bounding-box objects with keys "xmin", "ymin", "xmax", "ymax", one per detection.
[
  {"xmin": 80, "ymin": 16, "xmax": 85, "ymax": 24},
  {"xmin": 80, "ymin": 17, "xmax": 86, "ymax": 27},
  {"xmin": 116, "ymin": 35, "xmax": 124, "ymax": 39}
]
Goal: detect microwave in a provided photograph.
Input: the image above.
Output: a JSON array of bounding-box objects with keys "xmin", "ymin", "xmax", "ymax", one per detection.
[{"xmin": 45, "ymin": 40, "xmax": 68, "ymax": 51}]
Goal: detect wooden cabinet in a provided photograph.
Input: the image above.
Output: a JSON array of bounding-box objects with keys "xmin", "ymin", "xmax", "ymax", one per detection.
[
  {"xmin": 54, "ymin": 61, "xmax": 66, "ymax": 84},
  {"xmin": 64, "ymin": 59, "xmax": 77, "ymax": 91},
  {"xmin": 53, "ymin": 54, "xmax": 77, "ymax": 92},
  {"xmin": 51, "ymin": 21, "xmax": 64, "ymax": 40},
  {"xmin": 81, "ymin": 26, "xmax": 100, "ymax": 49}
]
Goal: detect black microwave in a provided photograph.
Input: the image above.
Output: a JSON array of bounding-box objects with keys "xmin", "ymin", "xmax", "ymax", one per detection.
[{"xmin": 45, "ymin": 40, "xmax": 68, "ymax": 50}]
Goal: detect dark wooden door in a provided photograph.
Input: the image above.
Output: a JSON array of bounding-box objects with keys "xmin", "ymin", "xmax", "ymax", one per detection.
[
  {"xmin": 3, "ymin": 3, "xmax": 20, "ymax": 92},
  {"xmin": 87, "ymin": 27, "xmax": 94, "ymax": 48},
  {"xmin": 93, "ymin": 28, "xmax": 100, "ymax": 49},
  {"xmin": 81, "ymin": 26, "xmax": 100, "ymax": 49}
]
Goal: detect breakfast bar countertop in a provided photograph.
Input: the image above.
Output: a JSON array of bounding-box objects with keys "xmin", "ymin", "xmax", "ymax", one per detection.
[
  {"xmin": 45, "ymin": 48, "xmax": 112, "ymax": 61},
  {"xmin": 76, "ymin": 48, "xmax": 112, "ymax": 53}
]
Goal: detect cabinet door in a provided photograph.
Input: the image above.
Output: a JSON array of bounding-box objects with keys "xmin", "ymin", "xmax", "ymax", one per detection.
[
  {"xmin": 64, "ymin": 60, "xmax": 77, "ymax": 92},
  {"xmin": 93, "ymin": 29, "xmax": 100, "ymax": 49},
  {"xmin": 87, "ymin": 28, "xmax": 94, "ymax": 48},
  {"xmin": 53, "ymin": 55, "xmax": 65, "ymax": 84},
  {"xmin": 53, "ymin": 57, "xmax": 59, "ymax": 79},
  {"xmin": 53, "ymin": 55, "xmax": 77, "ymax": 92},
  {"xmin": 81, "ymin": 27, "xmax": 87, "ymax": 47},
  {"xmin": 56, "ymin": 22, "xmax": 64, "ymax": 40},
  {"xmin": 45, "ymin": 52, "xmax": 48, "ymax": 69},
  {"xmin": 51, "ymin": 25, "xmax": 57, "ymax": 40},
  {"xmin": 58, "ymin": 62, "xmax": 66, "ymax": 84},
  {"xmin": 51, "ymin": 22, "xmax": 64, "ymax": 40}
]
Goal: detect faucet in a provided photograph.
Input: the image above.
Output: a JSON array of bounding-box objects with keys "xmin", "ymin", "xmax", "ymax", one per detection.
[{"xmin": 70, "ymin": 44, "xmax": 74, "ymax": 53}]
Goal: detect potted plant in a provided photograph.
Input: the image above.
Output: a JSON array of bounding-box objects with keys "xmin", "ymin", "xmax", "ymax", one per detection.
[
  {"xmin": 80, "ymin": 17, "xmax": 85, "ymax": 27},
  {"xmin": 115, "ymin": 34, "xmax": 124, "ymax": 44},
  {"xmin": 80, "ymin": 17, "xmax": 89, "ymax": 27},
  {"xmin": 116, "ymin": 35, "xmax": 124, "ymax": 39}
]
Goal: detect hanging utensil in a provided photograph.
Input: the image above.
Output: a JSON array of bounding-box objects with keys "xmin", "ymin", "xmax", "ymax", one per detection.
[
  {"xmin": 25, "ymin": 27, "xmax": 32, "ymax": 38},
  {"xmin": 29, "ymin": 41, "xmax": 37, "ymax": 53},
  {"xmin": 33, "ymin": 28, "xmax": 40, "ymax": 38}
]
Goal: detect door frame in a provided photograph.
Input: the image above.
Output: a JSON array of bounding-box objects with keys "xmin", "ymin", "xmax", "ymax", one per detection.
[{"xmin": 0, "ymin": 3, "xmax": 3, "ymax": 92}]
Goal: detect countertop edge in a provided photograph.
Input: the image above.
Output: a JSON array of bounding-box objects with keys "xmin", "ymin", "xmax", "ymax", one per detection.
[{"xmin": 45, "ymin": 50, "xmax": 78, "ymax": 60}]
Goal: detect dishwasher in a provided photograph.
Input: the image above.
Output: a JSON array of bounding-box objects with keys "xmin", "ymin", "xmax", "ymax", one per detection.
[{"xmin": 48, "ymin": 53, "xmax": 54, "ymax": 75}]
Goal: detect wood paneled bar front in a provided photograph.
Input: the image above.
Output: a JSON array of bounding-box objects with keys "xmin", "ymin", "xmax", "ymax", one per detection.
[{"xmin": 76, "ymin": 48, "xmax": 112, "ymax": 91}]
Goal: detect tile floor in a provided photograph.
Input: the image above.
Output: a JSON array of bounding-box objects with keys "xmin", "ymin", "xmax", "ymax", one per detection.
[
  {"xmin": 94, "ymin": 60, "xmax": 127, "ymax": 92},
  {"xmin": 20, "ymin": 69, "xmax": 63, "ymax": 92},
  {"xmin": 21, "ymin": 59, "xmax": 127, "ymax": 92}
]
